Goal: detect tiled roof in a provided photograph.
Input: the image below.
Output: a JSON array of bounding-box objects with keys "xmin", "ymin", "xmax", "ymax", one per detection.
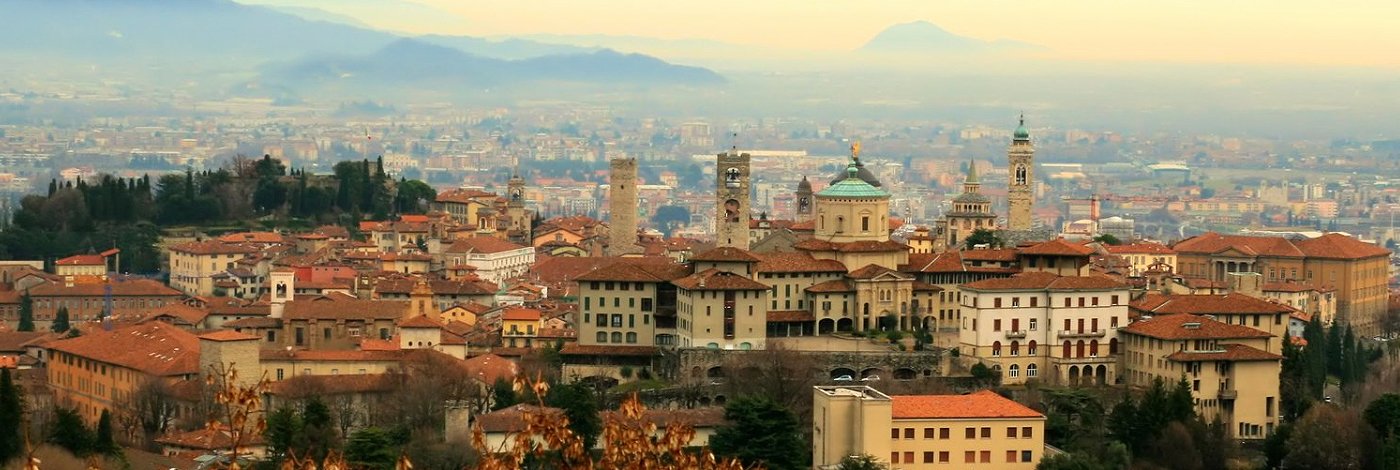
[
  {"xmin": 1294, "ymin": 233, "xmax": 1390, "ymax": 259},
  {"xmin": 27, "ymin": 278, "xmax": 182, "ymax": 298},
  {"xmin": 1171, "ymin": 233, "xmax": 1304, "ymax": 258},
  {"xmin": 1262, "ymin": 282, "xmax": 1315, "ymax": 293},
  {"xmin": 0, "ymin": 331, "xmax": 51, "ymax": 353},
  {"xmin": 197, "ymin": 330, "xmax": 260, "ymax": 342},
  {"xmin": 891, "ymin": 390, "xmax": 1044, "ymax": 420},
  {"xmin": 501, "ymin": 307, "xmax": 542, "ymax": 321},
  {"xmin": 767, "ymin": 310, "xmax": 815, "ymax": 322},
  {"xmin": 690, "ymin": 247, "xmax": 760, "ymax": 263},
  {"xmin": 436, "ymin": 188, "xmax": 498, "ymax": 204},
  {"xmin": 223, "ymin": 317, "xmax": 280, "ymax": 328},
  {"xmin": 462, "ymin": 353, "xmax": 519, "ymax": 384},
  {"xmin": 143, "ymin": 304, "xmax": 211, "ymax": 325},
  {"xmin": 56, "ymin": 254, "xmax": 105, "ymax": 266},
  {"xmin": 1166, "ymin": 344, "xmax": 1283, "ymax": 362},
  {"xmin": 376, "ymin": 278, "xmax": 497, "ymax": 296},
  {"xmin": 265, "ymin": 373, "xmax": 400, "ymax": 397},
  {"xmin": 793, "ymin": 239, "xmax": 908, "ymax": 253},
  {"xmin": 531, "ymin": 256, "xmax": 665, "ymax": 282},
  {"xmin": 217, "ymin": 231, "xmax": 288, "ymax": 244},
  {"xmin": 259, "ymin": 349, "xmax": 405, "ymax": 362},
  {"xmin": 47, "ymin": 322, "xmax": 199, "ymax": 377},
  {"xmin": 1019, "ymin": 238, "xmax": 1094, "ymax": 257},
  {"xmin": 806, "ymin": 279, "xmax": 855, "ymax": 293},
  {"xmin": 1121, "ymin": 314, "xmax": 1273, "ymax": 340},
  {"xmin": 575, "ymin": 259, "xmax": 691, "ymax": 282},
  {"xmin": 903, "ymin": 251, "xmax": 967, "ymax": 273},
  {"xmin": 283, "ymin": 297, "xmax": 412, "ymax": 321},
  {"xmin": 752, "ymin": 252, "xmax": 847, "ymax": 274},
  {"xmin": 445, "ymin": 236, "xmax": 528, "ymax": 254},
  {"xmin": 1104, "ymin": 242, "xmax": 1176, "ymax": 255},
  {"xmin": 398, "ymin": 315, "xmax": 444, "ymax": 329},
  {"xmin": 671, "ymin": 269, "xmax": 770, "ymax": 291},
  {"xmin": 170, "ymin": 240, "xmax": 259, "ymax": 256},
  {"xmin": 156, "ymin": 425, "xmax": 264, "ymax": 450},
  {"xmin": 559, "ymin": 344, "xmax": 659, "ymax": 357},
  {"xmin": 960, "ymin": 249, "xmax": 1020, "ymax": 262},
  {"xmin": 1130, "ymin": 293, "xmax": 1295, "ymax": 315},
  {"xmin": 477, "ymin": 404, "xmax": 563, "ymax": 433},
  {"xmin": 911, "ymin": 281, "xmax": 942, "ymax": 292},
  {"xmin": 847, "ymin": 264, "xmax": 909, "ymax": 280},
  {"xmin": 961, "ymin": 272, "xmax": 1125, "ymax": 291}
]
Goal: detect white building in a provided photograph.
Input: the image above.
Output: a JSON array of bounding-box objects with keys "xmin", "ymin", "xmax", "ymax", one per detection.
[
  {"xmin": 443, "ymin": 237, "xmax": 535, "ymax": 283},
  {"xmin": 958, "ymin": 272, "xmax": 1130, "ymax": 385}
]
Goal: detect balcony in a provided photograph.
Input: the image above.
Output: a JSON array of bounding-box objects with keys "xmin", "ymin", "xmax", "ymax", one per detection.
[
  {"xmin": 1218, "ymin": 388, "xmax": 1238, "ymax": 400},
  {"xmin": 1059, "ymin": 330, "xmax": 1107, "ymax": 338},
  {"xmin": 1005, "ymin": 330, "xmax": 1027, "ymax": 339},
  {"xmin": 1054, "ymin": 355, "xmax": 1115, "ymax": 364}
]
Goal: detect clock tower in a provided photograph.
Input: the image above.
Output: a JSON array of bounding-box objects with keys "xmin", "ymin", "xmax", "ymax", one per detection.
[
  {"xmin": 716, "ymin": 151, "xmax": 752, "ymax": 249},
  {"xmin": 795, "ymin": 176, "xmax": 813, "ymax": 223},
  {"xmin": 505, "ymin": 168, "xmax": 530, "ymax": 244},
  {"xmin": 1007, "ymin": 115, "xmax": 1035, "ymax": 231}
]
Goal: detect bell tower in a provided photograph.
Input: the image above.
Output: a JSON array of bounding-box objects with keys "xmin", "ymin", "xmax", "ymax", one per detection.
[
  {"xmin": 1007, "ymin": 115, "xmax": 1035, "ymax": 231},
  {"xmin": 715, "ymin": 151, "xmax": 751, "ymax": 249},
  {"xmin": 795, "ymin": 176, "xmax": 813, "ymax": 223},
  {"xmin": 607, "ymin": 158, "xmax": 641, "ymax": 256},
  {"xmin": 506, "ymin": 168, "xmax": 530, "ymax": 243}
]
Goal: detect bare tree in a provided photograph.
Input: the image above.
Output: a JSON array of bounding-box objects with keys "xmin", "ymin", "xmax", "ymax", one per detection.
[
  {"xmin": 722, "ymin": 343, "xmax": 819, "ymax": 421},
  {"xmin": 120, "ymin": 378, "xmax": 179, "ymax": 450}
]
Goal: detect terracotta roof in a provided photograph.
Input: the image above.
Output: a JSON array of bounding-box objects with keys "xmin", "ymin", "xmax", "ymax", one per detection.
[
  {"xmin": 960, "ymin": 249, "xmax": 1020, "ymax": 262},
  {"xmin": 0, "ymin": 331, "xmax": 51, "ymax": 353},
  {"xmin": 47, "ymin": 322, "xmax": 199, "ymax": 377},
  {"xmin": 1166, "ymin": 344, "xmax": 1283, "ymax": 362},
  {"xmin": 265, "ymin": 373, "xmax": 400, "ymax": 397},
  {"xmin": 1171, "ymin": 233, "xmax": 1304, "ymax": 258},
  {"xmin": 690, "ymin": 247, "xmax": 760, "ymax": 263},
  {"xmin": 283, "ymin": 297, "xmax": 412, "ymax": 321},
  {"xmin": 1130, "ymin": 293, "xmax": 1295, "ymax": 315},
  {"xmin": 376, "ymin": 278, "xmax": 497, "ymax": 296},
  {"xmin": 462, "ymin": 353, "xmax": 519, "ymax": 384},
  {"xmin": 891, "ymin": 390, "xmax": 1044, "ymax": 420},
  {"xmin": 531, "ymin": 256, "xmax": 669, "ymax": 283},
  {"xmin": 672, "ymin": 269, "xmax": 770, "ymax": 291},
  {"xmin": 752, "ymin": 252, "xmax": 847, "ymax": 274},
  {"xmin": 398, "ymin": 315, "xmax": 444, "ymax": 329},
  {"xmin": 224, "ymin": 317, "xmax": 280, "ymax": 328},
  {"xmin": 1294, "ymin": 233, "xmax": 1390, "ymax": 259},
  {"xmin": 559, "ymin": 344, "xmax": 659, "ymax": 357},
  {"xmin": 358, "ymin": 338, "xmax": 400, "ymax": 351},
  {"xmin": 1262, "ymin": 282, "xmax": 1315, "ymax": 293},
  {"xmin": 156, "ymin": 425, "xmax": 263, "ymax": 450},
  {"xmin": 56, "ymin": 254, "xmax": 105, "ymax": 266},
  {"xmin": 197, "ymin": 330, "xmax": 260, "ymax": 342},
  {"xmin": 1019, "ymin": 238, "xmax": 1094, "ymax": 257},
  {"xmin": 143, "ymin": 304, "xmax": 211, "ymax": 325},
  {"xmin": 1104, "ymin": 242, "xmax": 1176, "ymax": 255},
  {"xmin": 501, "ymin": 307, "xmax": 542, "ymax": 321},
  {"xmin": 806, "ymin": 279, "xmax": 855, "ymax": 293},
  {"xmin": 848, "ymin": 264, "xmax": 909, "ymax": 280},
  {"xmin": 445, "ymin": 236, "xmax": 528, "ymax": 254},
  {"xmin": 436, "ymin": 188, "xmax": 498, "ymax": 204},
  {"xmin": 170, "ymin": 240, "xmax": 260, "ymax": 256},
  {"xmin": 575, "ymin": 259, "xmax": 691, "ymax": 282},
  {"xmin": 911, "ymin": 281, "xmax": 942, "ymax": 292},
  {"xmin": 1122, "ymin": 314, "xmax": 1273, "ymax": 340},
  {"xmin": 794, "ymin": 239, "xmax": 908, "ymax": 253},
  {"xmin": 903, "ymin": 251, "xmax": 967, "ymax": 273},
  {"xmin": 961, "ymin": 272, "xmax": 1125, "ymax": 291},
  {"xmin": 27, "ymin": 278, "xmax": 182, "ymax": 298},
  {"xmin": 259, "ymin": 349, "xmax": 405, "ymax": 362},
  {"xmin": 767, "ymin": 310, "xmax": 814, "ymax": 322},
  {"xmin": 477, "ymin": 404, "xmax": 563, "ymax": 433}
]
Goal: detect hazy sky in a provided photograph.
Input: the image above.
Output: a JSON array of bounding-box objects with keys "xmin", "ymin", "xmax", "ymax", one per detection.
[{"xmin": 251, "ymin": 0, "xmax": 1400, "ymax": 67}]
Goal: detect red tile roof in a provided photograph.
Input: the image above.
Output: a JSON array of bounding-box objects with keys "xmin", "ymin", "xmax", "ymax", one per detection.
[
  {"xmin": 1294, "ymin": 233, "xmax": 1390, "ymax": 259},
  {"xmin": 891, "ymin": 390, "xmax": 1044, "ymax": 420},
  {"xmin": 1104, "ymin": 242, "xmax": 1176, "ymax": 255},
  {"xmin": 170, "ymin": 240, "xmax": 260, "ymax": 256},
  {"xmin": 690, "ymin": 247, "xmax": 760, "ymax": 263},
  {"xmin": 283, "ymin": 297, "xmax": 412, "ymax": 321},
  {"xmin": 27, "ymin": 278, "xmax": 182, "ymax": 298},
  {"xmin": 575, "ymin": 259, "xmax": 691, "ymax": 282},
  {"xmin": 767, "ymin": 310, "xmax": 815, "ymax": 322},
  {"xmin": 806, "ymin": 279, "xmax": 855, "ymax": 293},
  {"xmin": 752, "ymin": 252, "xmax": 846, "ymax": 273},
  {"xmin": 672, "ymin": 269, "xmax": 771, "ymax": 291},
  {"xmin": 559, "ymin": 344, "xmax": 659, "ymax": 357},
  {"xmin": 960, "ymin": 249, "xmax": 1020, "ymax": 262},
  {"xmin": 398, "ymin": 315, "xmax": 444, "ymax": 329},
  {"xmin": 47, "ymin": 322, "xmax": 200, "ymax": 377},
  {"xmin": 1166, "ymin": 344, "xmax": 1283, "ymax": 362},
  {"xmin": 1130, "ymin": 293, "xmax": 1295, "ymax": 315},
  {"xmin": 197, "ymin": 330, "xmax": 260, "ymax": 342},
  {"xmin": 56, "ymin": 254, "xmax": 105, "ymax": 266},
  {"xmin": 961, "ymin": 272, "xmax": 1125, "ymax": 291},
  {"xmin": 445, "ymin": 236, "xmax": 528, "ymax": 254},
  {"xmin": 217, "ymin": 231, "xmax": 288, "ymax": 244},
  {"xmin": 1171, "ymin": 233, "xmax": 1304, "ymax": 258},
  {"xmin": 156, "ymin": 425, "xmax": 264, "ymax": 450},
  {"xmin": 462, "ymin": 353, "xmax": 519, "ymax": 384},
  {"xmin": 500, "ymin": 307, "xmax": 542, "ymax": 321},
  {"xmin": 476, "ymin": 404, "xmax": 563, "ymax": 433},
  {"xmin": 1019, "ymin": 238, "xmax": 1094, "ymax": 257},
  {"xmin": 375, "ymin": 278, "xmax": 497, "ymax": 296},
  {"xmin": 847, "ymin": 264, "xmax": 909, "ymax": 280},
  {"xmin": 793, "ymin": 239, "xmax": 908, "ymax": 253},
  {"xmin": 259, "ymin": 349, "xmax": 405, "ymax": 362},
  {"xmin": 1121, "ymin": 314, "xmax": 1273, "ymax": 340}
]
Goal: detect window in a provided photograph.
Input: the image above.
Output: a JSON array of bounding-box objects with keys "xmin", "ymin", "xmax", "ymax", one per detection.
[
  {"xmin": 629, "ymin": 314, "xmax": 635, "ymax": 328},
  {"xmin": 1012, "ymin": 297, "xmax": 1020, "ymax": 307},
  {"xmin": 924, "ymin": 428, "xmax": 935, "ymax": 439},
  {"xmin": 610, "ymin": 332, "xmax": 622, "ymax": 343},
  {"xmin": 1092, "ymin": 297, "xmax": 1100, "ymax": 306},
  {"xmin": 904, "ymin": 428, "xmax": 914, "ymax": 439},
  {"xmin": 995, "ymin": 298, "xmax": 1003, "ymax": 308},
  {"xmin": 1011, "ymin": 341, "xmax": 1020, "ymax": 356},
  {"xmin": 1027, "ymin": 363, "xmax": 1038, "ymax": 377},
  {"xmin": 992, "ymin": 341, "xmax": 1002, "ymax": 356},
  {"xmin": 641, "ymin": 298, "xmax": 653, "ymax": 311},
  {"xmin": 611, "ymin": 315, "xmax": 623, "ymax": 327},
  {"xmin": 1023, "ymin": 451, "xmax": 1034, "ymax": 462},
  {"xmin": 1008, "ymin": 426, "xmax": 1018, "ymax": 438},
  {"xmin": 965, "ymin": 451, "xmax": 975, "ymax": 463},
  {"xmin": 891, "ymin": 428, "xmax": 900, "ymax": 439},
  {"xmin": 1008, "ymin": 450, "xmax": 1018, "ymax": 463},
  {"xmin": 596, "ymin": 332, "xmax": 607, "ymax": 343},
  {"xmin": 1029, "ymin": 318, "xmax": 1037, "ymax": 331},
  {"xmin": 1030, "ymin": 296, "xmax": 1038, "ymax": 307},
  {"xmin": 923, "ymin": 452, "xmax": 934, "ymax": 463},
  {"xmin": 994, "ymin": 319, "xmax": 1002, "ymax": 331},
  {"xmin": 965, "ymin": 427, "xmax": 975, "ymax": 439},
  {"xmin": 981, "ymin": 451, "xmax": 991, "ymax": 463},
  {"xmin": 891, "ymin": 452, "xmax": 900, "ymax": 464},
  {"xmin": 903, "ymin": 452, "xmax": 913, "ymax": 464},
  {"xmin": 1022, "ymin": 426, "xmax": 1033, "ymax": 438},
  {"xmin": 940, "ymin": 427, "xmax": 949, "ymax": 439},
  {"xmin": 323, "ymin": 328, "xmax": 331, "ymax": 339},
  {"xmin": 597, "ymin": 315, "xmax": 608, "ymax": 327},
  {"xmin": 981, "ymin": 427, "xmax": 991, "ymax": 439},
  {"xmin": 626, "ymin": 332, "xmax": 637, "ymax": 343},
  {"xmin": 939, "ymin": 451, "xmax": 949, "ymax": 463},
  {"xmin": 1008, "ymin": 364, "xmax": 1020, "ymax": 377},
  {"xmin": 1028, "ymin": 341, "xmax": 1038, "ymax": 355},
  {"xmin": 1111, "ymin": 295, "xmax": 1120, "ymax": 305}
]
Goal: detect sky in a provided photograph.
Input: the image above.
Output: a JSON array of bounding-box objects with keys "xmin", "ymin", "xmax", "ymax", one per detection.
[{"xmin": 243, "ymin": 0, "xmax": 1400, "ymax": 68}]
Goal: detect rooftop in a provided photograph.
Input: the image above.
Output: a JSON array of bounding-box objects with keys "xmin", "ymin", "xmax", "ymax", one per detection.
[{"xmin": 891, "ymin": 390, "xmax": 1044, "ymax": 420}]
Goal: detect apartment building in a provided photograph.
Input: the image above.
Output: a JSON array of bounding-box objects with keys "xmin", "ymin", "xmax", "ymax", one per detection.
[
  {"xmin": 1120, "ymin": 314, "xmax": 1281, "ymax": 439},
  {"xmin": 443, "ymin": 236, "xmax": 536, "ymax": 283},
  {"xmin": 46, "ymin": 322, "xmax": 201, "ymax": 424},
  {"xmin": 168, "ymin": 240, "xmax": 258, "ymax": 297},
  {"xmin": 574, "ymin": 260, "xmax": 688, "ymax": 348},
  {"xmin": 1130, "ymin": 292, "xmax": 1292, "ymax": 352},
  {"xmin": 958, "ymin": 272, "xmax": 1130, "ymax": 385},
  {"xmin": 812, "ymin": 386, "xmax": 1045, "ymax": 469}
]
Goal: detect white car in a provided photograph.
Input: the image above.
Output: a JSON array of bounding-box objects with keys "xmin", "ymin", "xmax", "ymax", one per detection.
[
  {"xmin": 833, "ymin": 375, "xmax": 854, "ymax": 382},
  {"xmin": 861, "ymin": 375, "xmax": 881, "ymax": 382}
]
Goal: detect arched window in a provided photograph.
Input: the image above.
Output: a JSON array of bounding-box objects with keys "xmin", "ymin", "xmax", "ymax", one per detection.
[
  {"xmin": 1015, "ymin": 164, "xmax": 1027, "ymax": 185},
  {"xmin": 836, "ymin": 216, "xmax": 845, "ymax": 232},
  {"xmin": 1028, "ymin": 340, "xmax": 1038, "ymax": 355},
  {"xmin": 992, "ymin": 341, "xmax": 1002, "ymax": 357},
  {"xmin": 1090, "ymin": 340, "xmax": 1099, "ymax": 357},
  {"xmin": 596, "ymin": 332, "xmax": 607, "ymax": 343},
  {"xmin": 1063, "ymin": 341, "xmax": 1071, "ymax": 358},
  {"xmin": 1027, "ymin": 363, "xmax": 1038, "ymax": 378},
  {"xmin": 1077, "ymin": 340, "xmax": 1086, "ymax": 358},
  {"xmin": 626, "ymin": 332, "xmax": 637, "ymax": 343},
  {"xmin": 1110, "ymin": 338, "xmax": 1119, "ymax": 354},
  {"xmin": 1008, "ymin": 364, "xmax": 1020, "ymax": 378},
  {"xmin": 611, "ymin": 332, "xmax": 623, "ymax": 343},
  {"xmin": 1010, "ymin": 341, "xmax": 1020, "ymax": 356},
  {"xmin": 992, "ymin": 365, "xmax": 1002, "ymax": 375}
]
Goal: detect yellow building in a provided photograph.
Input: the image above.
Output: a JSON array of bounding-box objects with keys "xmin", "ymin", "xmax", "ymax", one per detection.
[
  {"xmin": 168, "ymin": 240, "xmax": 258, "ymax": 297},
  {"xmin": 46, "ymin": 322, "xmax": 202, "ymax": 424},
  {"xmin": 500, "ymin": 307, "xmax": 543, "ymax": 348},
  {"xmin": 1120, "ymin": 314, "xmax": 1282, "ymax": 439},
  {"xmin": 813, "ymin": 386, "xmax": 1046, "ymax": 469},
  {"xmin": 1103, "ymin": 242, "xmax": 1177, "ymax": 277}
]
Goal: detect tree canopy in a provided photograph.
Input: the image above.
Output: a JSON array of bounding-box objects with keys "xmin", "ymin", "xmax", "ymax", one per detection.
[{"xmin": 710, "ymin": 395, "xmax": 807, "ymax": 470}]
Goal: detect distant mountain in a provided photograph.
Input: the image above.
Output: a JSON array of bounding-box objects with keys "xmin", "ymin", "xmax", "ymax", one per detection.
[
  {"xmin": 264, "ymin": 5, "xmax": 373, "ymax": 29},
  {"xmin": 0, "ymin": 0, "xmax": 723, "ymax": 91},
  {"xmin": 264, "ymin": 39, "xmax": 725, "ymax": 89},
  {"xmin": 860, "ymin": 21, "xmax": 1042, "ymax": 54}
]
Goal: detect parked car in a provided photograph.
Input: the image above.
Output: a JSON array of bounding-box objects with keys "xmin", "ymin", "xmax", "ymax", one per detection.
[
  {"xmin": 861, "ymin": 375, "xmax": 881, "ymax": 382},
  {"xmin": 833, "ymin": 375, "xmax": 854, "ymax": 382}
]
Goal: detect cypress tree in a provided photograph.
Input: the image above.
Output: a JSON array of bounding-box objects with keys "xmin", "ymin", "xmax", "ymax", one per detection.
[
  {"xmin": 0, "ymin": 368, "xmax": 22, "ymax": 463},
  {"xmin": 94, "ymin": 409, "xmax": 116, "ymax": 455},
  {"xmin": 52, "ymin": 306, "xmax": 70, "ymax": 333},
  {"xmin": 17, "ymin": 292, "xmax": 34, "ymax": 332}
]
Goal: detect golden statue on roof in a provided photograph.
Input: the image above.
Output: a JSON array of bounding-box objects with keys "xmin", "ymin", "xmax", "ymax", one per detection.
[{"xmin": 851, "ymin": 141, "xmax": 861, "ymax": 163}]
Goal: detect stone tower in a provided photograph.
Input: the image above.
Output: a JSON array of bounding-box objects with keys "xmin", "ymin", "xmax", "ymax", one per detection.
[
  {"xmin": 269, "ymin": 268, "xmax": 294, "ymax": 319},
  {"xmin": 607, "ymin": 158, "xmax": 640, "ymax": 256},
  {"xmin": 715, "ymin": 151, "xmax": 752, "ymax": 249},
  {"xmin": 506, "ymin": 169, "xmax": 531, "ymax": 244},
  {"xmin": 1007, "ymin": 115, "xmax": 1035, "ymax": 231},
  {"xmin": 795, "ymin": 176, "xmax": 813, "ymax": 223}
]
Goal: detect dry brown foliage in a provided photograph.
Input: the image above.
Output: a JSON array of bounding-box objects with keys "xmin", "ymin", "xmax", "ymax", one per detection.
[{"xmin": 206, "ymin": 363, "xmax": 272, "ymax": 469}]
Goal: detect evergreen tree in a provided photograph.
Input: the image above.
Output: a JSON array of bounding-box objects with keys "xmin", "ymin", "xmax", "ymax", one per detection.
[
  {"xmin": 544, "ymin": 383, "xmax": 600, "ymax": 450},
  {"xmin": 0, "ymin": 369, "xmax": 22, "ymax": 464},
  {"xmin": 490, "ymin": 378, "xmax": 517, "ymax": 411},
  {"xmin": 94, "ymin": 409, "xmax": 117, "ymax": 455},
  {"xmin": 711, "ymin": 395, "xmax": 807, "ymax": 470},
  {"xmin": 17, "ymin": 291, "xmax": 34, "ymax": 332},
  {"xmin": 301, "ymin": 397, "xmax": 336, "ymax": 461},
  {"xmin": 264, "ymin": 407, "xmax": 302, "ymax": 462},
  {"xmin": 51, "ymin": 306, "xmax": 70, "ymax": 333},
  {"xmin": 49, "ymin": 407, "xmax": 92, "ymax": 456}
]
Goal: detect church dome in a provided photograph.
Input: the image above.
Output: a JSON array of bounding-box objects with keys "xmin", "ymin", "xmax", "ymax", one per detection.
[
  {"xmin": 819, "ymin": 164, "xmax": 887, "ymax": 198},
  {"xmin": 1013, "ymin": 115, "xmax": 1030, "ymax": 141},
  {"xmin": 829, "ymin": 161, "xmax": 882, "ymax": 187},
  {"xmin": 797, "ymin": 176, "xmax": 812, "ymax": 191},
  {"xmin": 953, "ymin": 192, "xmax": 991, "ymax": 204}
]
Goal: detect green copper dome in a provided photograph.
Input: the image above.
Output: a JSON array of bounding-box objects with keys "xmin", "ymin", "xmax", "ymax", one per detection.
[
  {"xmin": 818, "ymin": 163, "xmax": 888, "ymax": 198},
  {"xmin": 1013, "ymin": 114, "xmax": 1030, "ymax": 141}
]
